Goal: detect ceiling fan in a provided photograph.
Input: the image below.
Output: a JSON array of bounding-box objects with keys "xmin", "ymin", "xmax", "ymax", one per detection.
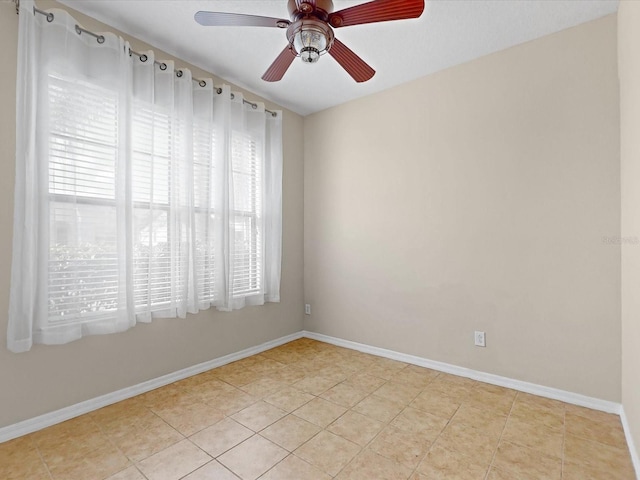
[{"xmin": 194, "ymin": 0, "xmax": 425, "ymax": 83}]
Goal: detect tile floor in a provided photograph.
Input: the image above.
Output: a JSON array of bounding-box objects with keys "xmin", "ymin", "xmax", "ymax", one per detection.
[{"xmin": 0, "ymin": 338, "xmax": 636, "ymax": 480}]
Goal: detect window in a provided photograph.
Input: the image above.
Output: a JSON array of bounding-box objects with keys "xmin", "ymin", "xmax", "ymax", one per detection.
[
  {"xmin": 9, "ymin": 3, "xmax": 282, "ymax": 352},
  {"xmin": 48, "ymin": 72, "xmax": 120, "ymax": 324},
  {"xmin": 46, "ymin": 76, "xmax": 268, "ymax": 325}
]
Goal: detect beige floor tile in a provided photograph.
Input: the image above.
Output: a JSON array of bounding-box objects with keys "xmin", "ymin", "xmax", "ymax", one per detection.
[
  {"xmin": 510, "ymin": 400, "xmax": 564, "ymax": 431},
  {"xmin": 343, "ymin": 373, "xmax": 387, "ymax": 393},
  {"xmin": 433, "ymin": 422, "xmax": 498, "ymax": 466},
  {"xmin": 231, "ymin": 401, "xmax": 287, "ymax": 432},
  {"xmin": 138, "ymin": 384, "xmax": 197, "ymax": 411},
  {"xmin": 47, "ymin": 443, "xmax": 131, "ymax": 480},
  {"xmin": 189, "ymin": 418, "xmax": 253, "ymax": 457},
  {"xmin": 90, "ymin": 406, "xmax": 157, "ymax": 439},
  {"xmin": 410, "ymin": 390, "xmax": 461, "ymax": 420},
  {"xmin": 390, "ymin": 407, "xmax": 449, "ymax": 440},
  {"xmin": 0, "ymin": 434, "xmax": 37, "ymax": 455},
  {"xmin": 35, "ymin": 422, "xmax": 109, "ymax": 467},
  {"xmin": 1, "ymin": 435, "xmax": 44, "ymax": 472},
  {"xmin": 137, "ymin": 439, "xmax": 210, "ymax": 480},
  {"xmin": 392, "ymin": 366, "xmax": 438, "ymax": 389},
  {"xmin": 4, "ymin": 340, "xmax": 636, "ymax": 480},
  {"xmin": 373, "ymin": 382, "xmax": 423, "ymax": 406},
  {"xmin": 513, "ymin": 392, "xmax": 566, "ymax": 416},
  {"xmin": 266, "ymin": 365, "xmax": 307, "ymax": 384},
  {"xmin": 151, "ymin": 400, "xmax": 225, "ymax": 436},
  {"xmin": 212, "ymin": 361, "xmax": 250, "ymax": 377},
  {"xmin": 188, "ymin": 379, "xmax": 238, "ymax": 404},
  {"xmin": 218, "ymin": 435, "xmax": 288, "ymax": 480},
  {"xmin": 264, "ymin": 386, "xmax": 314, "ymax": 412},
  {"xmin": 335, "ymin": 449, "xmax": 412, "ymax": 480},
  {"xmin": 449, "ymin": 403, "xmax": 507, "ymax": 438},
  {"xmin": 474, "ymin": 383, "xmax": 516, "ymax": 397},
  {"xmin": 293, "ymin": 375, "xmax": 340, "ymax": 395},
  {"xmin": 333, "ymin": 356, "xmax": 374, "ymax": 374},
  {"xmin": 414, "ymin": 444, "xmax": 489, "ymax": 480},
  {"xmin": 565, "ymin": 404, "xmax": 621, "ymax": 424},
  {"xmin": 565, "ymin": 412, "xmax": 627, "ymax": 448},
  {"xmin": 260, "ymin": 454, "xmax": 331, "ymax": 480},
  {"xmin": 492, "ymin": 441, "xmax": 561, "ymax": 479},
  {"xmin": 320, "ymin": 382, "xmax": 369, "ymax": 407},
  {"xmin": 260, "ymin": 415, "xmax": 321, "ymax": 451},
  {"xmin": 106, "ymin": 415, "xmax": 184, "ymax": 463},
  {"xmin": 182, "ymin": 460, "xmax": 240, "ymax": 479},
  {"xmin": 366, "ymin": 363, "xmax": 409, "ymax": 380},
  {"xmin": 261, "ymin": 347, "xmax": 304, "ymax": 365},
  {"xmin": 240, "ymin": 378, "xmax": 288, "ymax": 398},
  {"xmin": 563, "ymin": 434, "xmax": 635, "ymax": 475},
  {"xmin": 105, "ymin": 466, "xmax": 146, "ymax": 480},
  {"xmin": 0, "ymin": 457, "xmax": 52, "ymax": 480},
  {"xmin": 425, "ymin": 374, "xmax": 476, "ymax": 401},
  {"xmin": 248, "ymin": 357, "xmax": 286, "ymax": 375},
  {"xmin": 215, "ymin": 369, "xmax": 262, "ymax": 388},
  {"xmin": 368, "ymin": 424, "xmax": 432, "ymax": 469},
  {"xmin": 352, "ymin": 394, "xmax": 404, "ymax": 423},
  {"xmin": 562, "ymin": 459, "xmax": 636, "ymax": 480},
  {"xmin": 464, "ymin": 388, "xmax": 515, "ymax": 415},
  {"xmin": 211, "ymin": 388, "xmax": 258, "ymax": 416},
  {"xmin": 327, "ymin": 410, "xmax": 384, "ymax": 446},
  {"xmin": 315, "ymin": 367, "xmax": 351, "ymax": 384},
  {"xmin": 294, "ymin": 430, "xmax": 361, "ymax": 476},
  {"xmin": 89, "ymin": 399, "xmax": 148, "ymax": 428},
  {"xmin": 293, "ymin": 397, "xmax": 347, "ymax": 428},
  {"xmin": 486, "ymin": 466, "xmax": 537, "ymax": 480},
  {"xmin": 501, "ymin": 416, "xmax": 563, "ymax": 458}
]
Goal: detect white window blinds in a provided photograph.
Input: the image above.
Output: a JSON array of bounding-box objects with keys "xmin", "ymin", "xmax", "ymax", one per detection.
[
  {"xmin": 231, "ymin": 131, "xmax": 263, "ymax": 298},
  {"xmin": 48, "ymin": 73, "xmax": 120, "ymax": 324}
]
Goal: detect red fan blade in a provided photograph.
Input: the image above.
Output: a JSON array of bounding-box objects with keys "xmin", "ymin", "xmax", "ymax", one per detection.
[
  {"xmin": 328, "ymin": 38, "xmax": 375, "ymax": 82},
  {"xmin": 262, "ymin": 46, "xmax": 297, "ymax": 82},
  {"xmin": 329, "ymin": 0, "xmax": 424, "ymax": 28},
  {"xmin": 195, "ymin": 11, "xmax": 290, "ymax": 28}
]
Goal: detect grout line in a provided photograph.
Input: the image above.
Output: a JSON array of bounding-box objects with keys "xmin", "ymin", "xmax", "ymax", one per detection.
[
  {"xmin": 33, "ymin": 441, "xmax": 54, "ymax": 480},
  {"xmin": 483, "ymin": 390, "xmax": 517, "ymax": 480},
  {"xmin": 560, "ymin": 402, "xmax": 567, "ymax": 479},
  {"xmin": 407, "ymin": 373, "xmax": 460, "ymax": 479}
]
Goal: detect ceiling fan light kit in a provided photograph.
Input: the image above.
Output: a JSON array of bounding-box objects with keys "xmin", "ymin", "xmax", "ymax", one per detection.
[
  {"xmin": 290, "ymin": 19, "xmax": 334, "ymax": 64},
  {"xmin": 195, "ymin": 0, "xmax": 424, "ymax": 83}
]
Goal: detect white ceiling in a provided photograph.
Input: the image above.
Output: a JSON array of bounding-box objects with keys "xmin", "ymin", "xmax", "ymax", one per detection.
[{"xmin": 58, "ymin": 0, "xmax": 619, "ymax": 116}]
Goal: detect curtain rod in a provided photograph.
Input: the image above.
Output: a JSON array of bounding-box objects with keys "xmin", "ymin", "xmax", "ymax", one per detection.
[{"xmin": 27, "ymin": 5, "xmax": 278, "ymax": 117}]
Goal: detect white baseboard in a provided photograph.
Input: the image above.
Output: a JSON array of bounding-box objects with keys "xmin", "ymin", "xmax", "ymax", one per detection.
[
  {"xmin": 302, "ymin": 331, "xmax": 621, "ymax": 414},
  {"xmin": 621, "ymin": 405, "xmax": 640, "ymax": 479},
  {"xmin": 0, "ymin": 331, "xmax": 303, "ymax": 444}
]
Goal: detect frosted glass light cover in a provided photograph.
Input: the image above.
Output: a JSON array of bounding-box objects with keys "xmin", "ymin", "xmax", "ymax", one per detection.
[{"xmin": 293, "ymin": 27, "xmax": 328, "ymax": 63}]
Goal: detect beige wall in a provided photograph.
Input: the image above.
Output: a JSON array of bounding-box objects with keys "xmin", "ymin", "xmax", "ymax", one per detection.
[
  {"xmin": 304, "ymin": 15, "xmax": 621, "ymax": 401},
  {"xmin": 0, "ymin": 1, "xmax": 304, "ymax": 428},
  {"xmin": 619, "ymin": 0, "xmax": 640, "ymax": 463}
]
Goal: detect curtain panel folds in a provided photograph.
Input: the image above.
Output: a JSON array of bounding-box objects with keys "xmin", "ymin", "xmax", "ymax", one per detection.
[{"xmin": 8, "ymin": 0, "xmax": 283, "ymax": 353}]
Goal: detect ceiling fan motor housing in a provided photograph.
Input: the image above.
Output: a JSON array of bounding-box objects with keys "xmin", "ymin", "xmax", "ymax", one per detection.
[{"xmin": 287, "ymin": 0, "xmax": 335, "ymax": 20}]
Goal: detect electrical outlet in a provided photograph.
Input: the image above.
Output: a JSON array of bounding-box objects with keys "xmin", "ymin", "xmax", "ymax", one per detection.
[
  {"xmin": 474, "ymin": 331, "xmax": 486, "ymax": 347},
  {"xmin": 305, "ymin": 304, "xmax": 311, "ymax": 315}
]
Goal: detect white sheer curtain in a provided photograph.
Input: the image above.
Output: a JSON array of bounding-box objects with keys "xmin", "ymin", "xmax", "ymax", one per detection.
[{"xmin": 8, "ymin": 0, "xmax": 283, "ymax": 353}]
